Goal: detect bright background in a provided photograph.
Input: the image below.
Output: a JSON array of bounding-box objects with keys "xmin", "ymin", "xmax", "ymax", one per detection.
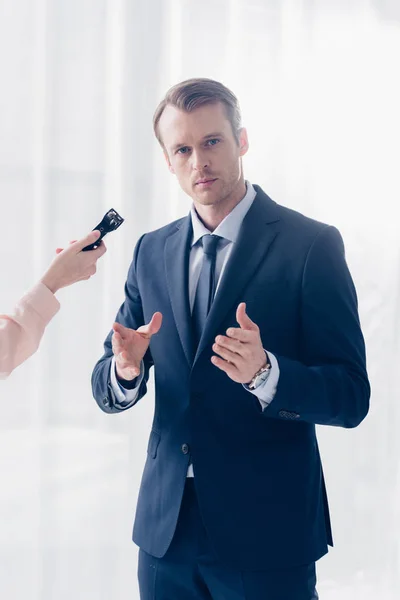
[{"xmin": 0, "ymin": 1, "xmax": 399, "ymax": 598}]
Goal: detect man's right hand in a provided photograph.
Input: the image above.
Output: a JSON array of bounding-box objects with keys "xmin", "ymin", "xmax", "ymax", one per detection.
[{"xmin": 112, "ymin": 313, "xmax": 163, "ymax": 381}]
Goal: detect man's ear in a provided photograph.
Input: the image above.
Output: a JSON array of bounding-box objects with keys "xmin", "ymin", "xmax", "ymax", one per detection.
[
  {"xmin": 164, "ymin": 150, "xmax": 175, "ymax": 174},
  {"xmin": 238, "ymin": 127, "xmax": 249, "ymax": 157}
]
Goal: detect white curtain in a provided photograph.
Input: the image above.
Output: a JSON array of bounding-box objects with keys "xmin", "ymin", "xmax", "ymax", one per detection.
[{"xmin": 0, "ymin": 1, "xmax": 399, "ymax": 598}]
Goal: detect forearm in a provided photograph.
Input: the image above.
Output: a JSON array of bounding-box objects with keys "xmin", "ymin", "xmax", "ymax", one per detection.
[
  {"xmin": 91, "ymin": 354, "xmax": 149, "ymax": 414},
  {"xmin": 109, "ymin": 357, "xmax": 145, "ymax": 409},
  {"xmin": 0, "ymin": 283, "xmax": 60, "ymax": 378},
  {"xmin": 262, "ymin": 354, "xmax": 370, "ymax": 428},
  {"xmin": 261, "ymin": 225, "xmax": 370, "ymax": 428}
]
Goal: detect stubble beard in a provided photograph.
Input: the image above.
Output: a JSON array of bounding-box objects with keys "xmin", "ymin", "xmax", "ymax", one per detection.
[{"xmin": 194, "ymin": 172, "xmax": 242, "ymax": 209}]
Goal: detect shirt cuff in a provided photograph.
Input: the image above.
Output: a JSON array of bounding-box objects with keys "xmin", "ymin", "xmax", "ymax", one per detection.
[
  {"xmin": 109, "ymin": 357, "xmax": 144, "ymax": 406},
  {"xmin": 243, "ymin": 351, "xmax": 280, "ymax": 410}
]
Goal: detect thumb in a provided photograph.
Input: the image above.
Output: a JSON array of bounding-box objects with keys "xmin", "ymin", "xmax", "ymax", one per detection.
[
  {"xmin": 236, "ymin": 302, "xmax": 258, "ymax": 331},
  {"xmin": 74, "ymin": 230, "xmax": 101, "ymax": 251},
  {"xmin": 137, "ymin": 312, "xmax": 163, "ymax": 338}
]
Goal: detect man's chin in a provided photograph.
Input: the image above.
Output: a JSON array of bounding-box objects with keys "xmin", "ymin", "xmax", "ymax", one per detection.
[
  {"xmin": 193, "ymin": 192, "xmax": 219, "ymax": 206},
  {"xmin": 192, "ymin": 184, "xmax": 221, "ymax": 204}
]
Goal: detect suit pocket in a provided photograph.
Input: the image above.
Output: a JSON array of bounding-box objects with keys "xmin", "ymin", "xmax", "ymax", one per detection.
[{"xmin": 147, "ymin": 429, "xmax": 161, "ymax": 459}]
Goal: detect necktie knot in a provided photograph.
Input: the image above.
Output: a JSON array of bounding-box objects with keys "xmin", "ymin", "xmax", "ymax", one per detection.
[{"xmin": 201, "ymin": 234, "xmax": 222, "ymax": 256}]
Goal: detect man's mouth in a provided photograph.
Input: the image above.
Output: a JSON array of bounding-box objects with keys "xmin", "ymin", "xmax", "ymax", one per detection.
[{"xmin": 195, "ymin": 178, "xmax": 217, "ymax": 188}]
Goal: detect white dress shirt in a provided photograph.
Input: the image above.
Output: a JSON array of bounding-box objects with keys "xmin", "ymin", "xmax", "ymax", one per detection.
[{"xmin": 110, "ymin": 182, "xmax": 280, "ymax": 475}]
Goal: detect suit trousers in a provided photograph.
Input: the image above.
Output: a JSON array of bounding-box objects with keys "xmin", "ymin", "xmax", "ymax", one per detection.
[{"xmin": 138, "ymin": 479, "xmax": 319, "ymax": 600}]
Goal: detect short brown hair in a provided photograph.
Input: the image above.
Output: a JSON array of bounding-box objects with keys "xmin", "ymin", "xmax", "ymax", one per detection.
[{"xmin": 153, "ymin": 78, "xmax": 242, "ymax": 146}]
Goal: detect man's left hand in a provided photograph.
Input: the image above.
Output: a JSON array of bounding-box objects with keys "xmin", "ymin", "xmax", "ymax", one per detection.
[{"xmin": 211, "ymin": 302, "xmax": 267, "ymax": 384}]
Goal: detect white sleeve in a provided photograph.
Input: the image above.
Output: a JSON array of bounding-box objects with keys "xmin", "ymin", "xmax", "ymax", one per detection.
[{"xmin": 109, "ymin": 357, "xmax": 145, "ymax": 407}]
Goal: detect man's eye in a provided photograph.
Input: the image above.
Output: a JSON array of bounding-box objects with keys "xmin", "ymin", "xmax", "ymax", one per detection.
[
  {"xmin": 206, "ymin": 139, "xmax": 220, "ymax": 147},
  {"xmin": 177, "ymin": 147, "xmax": 190, "ymax": 155}
]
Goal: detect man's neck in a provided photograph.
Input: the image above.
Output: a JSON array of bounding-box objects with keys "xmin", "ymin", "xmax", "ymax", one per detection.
[{"xmin": 193, "ymin": 179, "xmax": 247, "ymax": 232}]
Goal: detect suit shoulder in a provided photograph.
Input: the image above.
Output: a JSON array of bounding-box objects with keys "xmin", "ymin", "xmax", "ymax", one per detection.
[
  {"xmin": 132, "ymin": 216, "xmax": 189, "ymax": 263},
  {"xmin": 255, "ymin": 185, "xmax": 334, "ymax": 240},
  {"xmin": 142, "ymin": 216, "xmax": 187, "ymax": 241},
  {"xmin": 276, "ymin": 202, "xmax": 330, "ymax": 234},
  {"xmin": 269, "ymin": 199, "xmax": 343, "ymax": 250},
  {"xmin": 254, "ymin": 185, "xmax": 343, "ymax": 255}
]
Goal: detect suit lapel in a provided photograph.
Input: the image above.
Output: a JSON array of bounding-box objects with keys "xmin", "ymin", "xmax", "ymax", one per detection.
[
  {"xmin": 164, "ymin": 215, "xmax": 194, "ymax": 368},
  {"xmin": 194, "ymin": 187, "xmax": 280, "ymax": 364}
]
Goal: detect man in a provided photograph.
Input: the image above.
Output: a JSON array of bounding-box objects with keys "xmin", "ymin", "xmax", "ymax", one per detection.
[
  {"xmin": 1, "ymin": 230, "xmax": 105, "ymax": 379},
  {"xmin": 92, "ymin": 78, "xmax": 370, "ymax": 599}
]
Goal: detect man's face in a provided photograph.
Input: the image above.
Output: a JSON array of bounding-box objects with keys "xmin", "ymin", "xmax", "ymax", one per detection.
[{"xmin": 158, "ymin": 102, "xmax": 248, "ymax": 207}]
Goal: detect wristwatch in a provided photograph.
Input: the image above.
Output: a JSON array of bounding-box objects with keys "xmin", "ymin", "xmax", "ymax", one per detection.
[{"xmin": 247, "ymin": 356, "xmax": 271, "ymax": 390}]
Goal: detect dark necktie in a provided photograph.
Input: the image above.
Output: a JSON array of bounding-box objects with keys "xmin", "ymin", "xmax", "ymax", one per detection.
[{"xmin": 192, "ymin": 234, "xmax": 222, "ymax": 349}]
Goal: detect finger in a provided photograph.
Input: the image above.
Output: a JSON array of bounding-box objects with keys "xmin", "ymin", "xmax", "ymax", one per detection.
[
  {"xmin": 55, "ymin": 248, "xmax": 63, "ymax": 254},
  {"xmin": 92, "ymin": 241, "xmax": 107, "ymax": 258},
  {"xmin": 225, "ymin": 327, "xmax": 253, "ymax": 343},
  {"xmin": 112, "ymin": 342, "xmax": 123, "ymax": 358},
  {"xmin": 111, "ymin": 332, "xmax": 124, "ymax": 355},
  {"xmin": 212, "ymin": 343, "xmax": 242, "ymax": 367},
  {"xmin": 236, "ymin": 302, "xmax": 258, "ymax": 332},
  {"xmin": 84, "ymin": 265, "xmax": 96, "ymax": 278},
  {"xmin": 112, "ymin": 322, "xmax": 132, "ymax": 339},
  {"xmin": 211, "ymin": 355, "xmax": 239, "ymax": 378},
  {"xmin": 74, "ymin": 229, "xmax": 101, "ymax": 251},
  {"xmin": 69, "ymin": 240, "xmax": 77, "ymax": 245},
  {"xmin": 214, "ymin": 335, "xmax": 243, "ymax": 354},
  {"xmin": 113, "ymin": 330, "xmax": 123, "ymax": 344},
  {"xmin": 112, "ymin": 340, "xmax": 122, "ymax": 357},
  {"xmin": 137, "ymin": 312, "xmax": 163, "ymax": 338}
]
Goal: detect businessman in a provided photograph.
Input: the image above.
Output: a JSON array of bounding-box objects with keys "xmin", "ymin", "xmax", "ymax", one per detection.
[{"xmin": 92, "ymin": 78, "xmax": 370, "ymax": 599}]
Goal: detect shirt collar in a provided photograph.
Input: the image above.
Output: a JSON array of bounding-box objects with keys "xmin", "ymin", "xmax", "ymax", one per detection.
[{"xmin": 190, "ymin": 181, "xmax": 257, "ymax": 247}]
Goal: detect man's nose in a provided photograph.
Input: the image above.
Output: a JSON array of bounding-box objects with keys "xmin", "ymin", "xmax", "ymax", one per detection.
[{"xmin": 191, "ymin": 150, "xmax": 209, "ymax": 171}]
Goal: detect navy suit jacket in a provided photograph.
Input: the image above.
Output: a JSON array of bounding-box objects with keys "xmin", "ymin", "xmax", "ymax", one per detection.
[{"xmin": 91, "ymin": 185, "xmax": 370, "ymax": 570}]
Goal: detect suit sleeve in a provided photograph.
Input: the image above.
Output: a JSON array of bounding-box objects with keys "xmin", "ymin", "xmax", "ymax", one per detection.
[
  {"xmin": 91, "ymin": 234, "xmax": 153, "ymax": 414},
  {"xmin": 263, "ymin": 225, "xmax": 370, "ymax": 428}
]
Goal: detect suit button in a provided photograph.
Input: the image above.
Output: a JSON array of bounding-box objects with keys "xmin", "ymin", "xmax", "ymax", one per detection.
[{"xmin": 181, "ymin": 443, "xmax": 189, "ymax": 455}]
